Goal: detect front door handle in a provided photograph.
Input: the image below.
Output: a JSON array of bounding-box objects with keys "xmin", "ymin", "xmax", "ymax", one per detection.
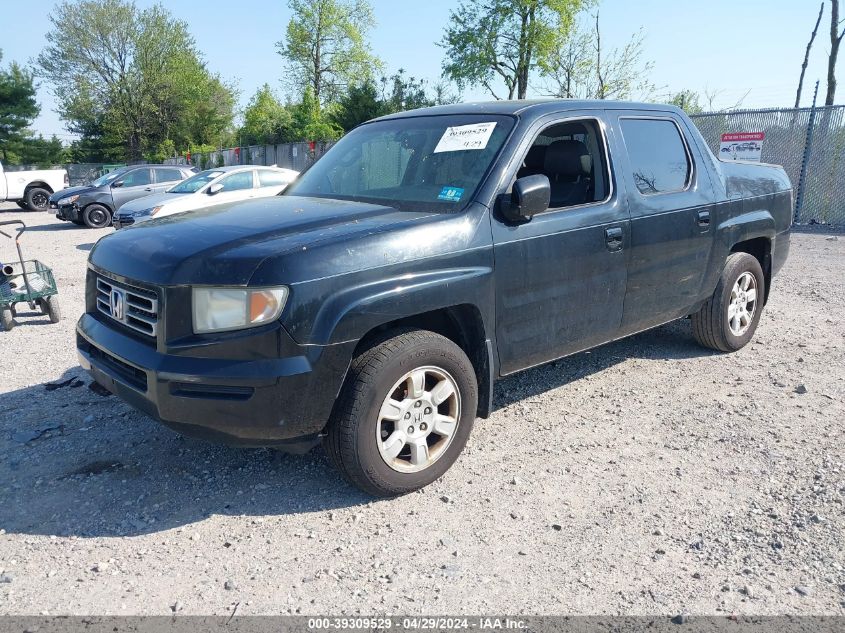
[
  {"xmin": 605, "ymin": 227, "xmax": 623, "ymax": 252},
  {"xmin": 697, "ymin": 210, "xmax": 711, "ymax": 228},
  {"xmin": 144, "ymin": 187, "xmax": 153, "ymax": 191}
]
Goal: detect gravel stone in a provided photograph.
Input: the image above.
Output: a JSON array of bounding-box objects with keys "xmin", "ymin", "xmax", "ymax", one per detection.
[{"xmin": 0, "ymin": 206, "xmax": 843, "ymax": 615}]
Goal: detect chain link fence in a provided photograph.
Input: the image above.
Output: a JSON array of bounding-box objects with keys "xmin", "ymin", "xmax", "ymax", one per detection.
[
  {"xmin": 690, "ymin": 105, "xmax": 845, "ymax": 229},
  {"xmin": 163, "ymin": 142, "xmax": 335, "ymax": 173}
]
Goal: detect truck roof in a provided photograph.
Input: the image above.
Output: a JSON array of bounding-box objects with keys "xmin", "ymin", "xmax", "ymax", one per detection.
[{"xmin": 374, "ymin": 99, "xmax": 685, "ymax": 122}]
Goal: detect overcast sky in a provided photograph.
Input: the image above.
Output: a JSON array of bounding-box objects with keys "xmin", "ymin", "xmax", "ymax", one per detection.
[{"xmin": 1, "ymin": 0, "xmax": 842, "ymax": 140}]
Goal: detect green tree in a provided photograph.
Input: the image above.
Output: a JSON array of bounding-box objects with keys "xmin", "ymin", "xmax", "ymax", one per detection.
[
  {"xmin": 381, "ymin": 70, "xmax": 434, "ymax": 112},
  {"xmin": 277, "ymin": 0, "xmax": 381, "ymax": 106},
  {"xmin": 290, "ymin": 87, "xmax": 343, "ymax": 141},
  {"xmin": 240, "ymin": 84, "xmax": 293, "ymax": 145},
  {"xmin": 440, "ymin": 0, "xmax": 585, "ymax": 100},
  {"xmin": 331, "ymin": 80, "xmax": 387, "ymax": 132},
  {"xmin": 670, "ymin": 90, "xmax": 704, "ymax": 115},
  {"xmin": 540, "ymin": 12, "xmax": 659, "ymax": 101},
  {"xmin": 17, "ymin": 135, "xmax": 66, "ymax": 167},
  {"xmin": 0, "ymin": 49, "xmax": 40, "ymax": 163},
  {"xmin": 36, "ymin": 0, "xmax": 236, "ymax": 161}
]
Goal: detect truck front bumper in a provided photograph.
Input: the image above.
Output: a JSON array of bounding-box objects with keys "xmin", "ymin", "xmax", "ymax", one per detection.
[{"xmin": 76, "ymin": 314, "xmax": 353, "ymax": 450}]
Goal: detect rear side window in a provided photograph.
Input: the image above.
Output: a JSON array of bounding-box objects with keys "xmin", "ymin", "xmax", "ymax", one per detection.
[
  {"xmin": 218, "ymin": 171, "xmax": 254, "ymax": 191},
  {"xmin": 155, "ymin": 168, "xmax": 185, "ymax": 183},
  {"xmin": 257, "ymin": 170, "xmax": 293, "ymax": 187},
  {"xmin": 620, "ymin": 119, "xmax": 691, "ymax": 195}
]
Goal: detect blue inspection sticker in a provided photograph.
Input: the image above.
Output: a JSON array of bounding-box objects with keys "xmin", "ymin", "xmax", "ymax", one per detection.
[{"xmin": 437, "ymin": 186, "xmax": 464, "ymax": 202}]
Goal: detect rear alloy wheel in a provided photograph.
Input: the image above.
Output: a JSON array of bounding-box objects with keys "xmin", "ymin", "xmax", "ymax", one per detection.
[
  {"xmin": 25, "ymin": 187, "xmax": 51, "ymax": 211},
  {"xmin": 83, "ymin": 204, "xmax": 112, "ymax": 229},
  {"xmin": 692, "ymin": 252, "xmax": 765, "ymax": 352},
  {"xmin": 324, "ymin": 329, "xmax": 478, "ymax": 497}
]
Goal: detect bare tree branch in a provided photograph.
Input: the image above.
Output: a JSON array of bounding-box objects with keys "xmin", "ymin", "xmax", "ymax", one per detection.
[{"xmin": 796, "ymin": 3, "xmax": 824, "ymax": 108}]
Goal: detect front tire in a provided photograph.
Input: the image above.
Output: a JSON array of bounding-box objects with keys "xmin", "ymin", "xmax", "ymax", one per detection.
[
  {"xmin": 692, "ymin": 252, "xmax": 765, "ymax": 352},
  {"xmin": 83, "ymin": 204, "xmax": 112, "ymax": 229},
  {"xmin": 324, "ymin": 329, "xmax": 478, "ymax": 497},
  {"xmin": 25, "ymin": 187, "xmax": 51, "ymax": 211}
]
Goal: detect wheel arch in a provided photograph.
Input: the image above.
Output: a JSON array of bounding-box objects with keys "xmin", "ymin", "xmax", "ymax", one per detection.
[
  {"xmin": 730, "ymin": 236, "xmax": 772, "ymax": 304},
  {"xmin": 350, "ymin": 304, "xmax": 495, "ymax": 419},
  {"xmin": 24, "ymin": 181, "xmax": 54, "ymax": 194}
]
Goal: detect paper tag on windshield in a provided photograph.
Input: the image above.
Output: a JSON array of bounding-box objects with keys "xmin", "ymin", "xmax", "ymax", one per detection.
[{"xmin": 434, "ymin": 122, "xmax": 497, "ymax": 153}]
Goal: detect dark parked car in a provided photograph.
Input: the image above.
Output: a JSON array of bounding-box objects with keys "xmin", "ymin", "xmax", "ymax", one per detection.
[
  {"xmin": 51, "ymin": 165, "xmax": 196, "ymax": 228},
  {"xmin": 77, "ymin": 100, "xmax": 792, "ymax": 496}
]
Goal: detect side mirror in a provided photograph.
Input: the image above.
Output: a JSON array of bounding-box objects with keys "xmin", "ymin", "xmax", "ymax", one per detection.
[
  {"xmin": 502, "ymin": 174, "xmax": 550, "ymax": 223},
  {"xmin": 112, "ymin": 180, "xmax": 124, "ymax": 188},
  {"xmin": 207, "ymin": 183, "xmax": 224, "ymax": 195}
]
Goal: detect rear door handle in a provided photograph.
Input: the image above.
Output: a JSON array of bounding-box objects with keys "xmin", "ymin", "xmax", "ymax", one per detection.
[
  {"xmin": 697, "ymin": 210, "xmax": 711, "ymax": 228},
  {"xmin": 605, "ymin": 227, "xmax": 623, "ymax": 252},
  {"xmin": 144, "ymin": 187, "xmax": 153, "ymax": 191}
]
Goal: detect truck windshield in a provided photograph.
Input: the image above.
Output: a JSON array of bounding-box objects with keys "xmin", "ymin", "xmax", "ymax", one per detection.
[{"xmin": 285, "ymin": 114, "xmax": 515, "ymax": 211}]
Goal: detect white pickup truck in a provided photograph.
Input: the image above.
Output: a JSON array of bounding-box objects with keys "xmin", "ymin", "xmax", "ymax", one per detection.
[{"xmin": 0, "ymin": 161, "xmax": 68, "ymax": 211}]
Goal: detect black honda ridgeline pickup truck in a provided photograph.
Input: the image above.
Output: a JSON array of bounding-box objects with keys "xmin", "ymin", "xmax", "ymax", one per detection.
[{"xmin": 78, "ymin": 100, "xmax": 791, "ymax": 496}]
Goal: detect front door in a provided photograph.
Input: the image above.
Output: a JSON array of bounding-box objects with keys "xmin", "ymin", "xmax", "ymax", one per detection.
[
  {"xmin": 611, "ymin": 112, "xmax": 716, "ymax": 334},
  {"xmin": 492, "ymin": 114, "xmax": 630, "ymax": 375}
]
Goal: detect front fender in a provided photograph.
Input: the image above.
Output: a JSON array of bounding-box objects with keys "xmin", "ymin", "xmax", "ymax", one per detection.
[{"xmin": 298, "ymin": 264, "xmax": 494, "ymax": 346}]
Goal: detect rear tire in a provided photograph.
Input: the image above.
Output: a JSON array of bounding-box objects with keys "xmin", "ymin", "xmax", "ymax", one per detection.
[
  {"xmin": 83, "ymin": 204, "xmax": 112, "ymax": 229},
  {"xmin": 16, "ymin": 201, "xmax": 29, "ymax": 210},
  {"xmin": 24, "ymin": 187, "xmax": 51, "ymax": 211},
  {"xmin": 324, "ymin": 329, "xmax": 478, "ymax": 497},
  {"xmin": 1, "ymin": 307, "xmax": 14, "ymax": 331},
  {"xmin": 692, "ymin": 252, "xmax": 765, "ymax": 352}
]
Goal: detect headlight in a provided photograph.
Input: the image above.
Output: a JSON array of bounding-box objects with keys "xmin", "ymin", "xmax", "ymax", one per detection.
[
  {"xmin": 192, "ymin": 286, "xmax": 289, "ymax": 334},
  {"xmin": 133, "ymin": 206, "xmax": 161, "ymax": 217},
  {"xmin": 59, "ymin": 194, "xmax": 79, "ymax": 205}
]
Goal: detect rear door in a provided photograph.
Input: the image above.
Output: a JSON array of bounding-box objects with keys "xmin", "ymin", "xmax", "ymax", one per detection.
[
  {"xmin": 152, "ymin": 167, "xmax": 187, "ymax": 193},
  {"xmin": 611, "ymin": 112, "xmax": 716, "ymax": 334},
  {"xmin": 492, "ymin": 112, "xmax": 630, "ymax": 374},
  {"xmin": 110, "ymin": 168, "xmax": 154, "ymax": 210},
  {"xmin": 256, "ymin": 169, "xmax": 295, "ymax": 197}
]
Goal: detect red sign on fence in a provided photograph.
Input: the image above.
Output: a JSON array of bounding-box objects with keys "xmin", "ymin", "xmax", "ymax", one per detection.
[{"xmin": 721, "ymin": 132, "xmax": 766, "ymax": 142}]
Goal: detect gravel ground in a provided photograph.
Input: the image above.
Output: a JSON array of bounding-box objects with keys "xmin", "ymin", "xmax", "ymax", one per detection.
[{"xmin": 0, "ymin": 203, "xmax": 843, "ymax": 617}]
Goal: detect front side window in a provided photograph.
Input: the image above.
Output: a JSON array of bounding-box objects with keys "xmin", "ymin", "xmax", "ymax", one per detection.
[
  {"xmin": 218, "ymin": 171, "xmax": 255, "ymax": 192},
  {"xmin": 620, "ymin": 118, "xmax": 691, "ymax": 195},
  {"xmin": 516, "ymin": 118, "xmax": 611, "ymax": 210},
  {"xmin": 285, "ymin": 114, "xmax": 515, "ymax": 211},
  {"xmin": 120, "ymin": 169, "xmax": 152, "ymax": 187}
]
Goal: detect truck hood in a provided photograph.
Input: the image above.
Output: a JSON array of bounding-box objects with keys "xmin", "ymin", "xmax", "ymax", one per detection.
[{"xmin": 89, "ymin": 196, "xmax": 438, "ymax": 286}]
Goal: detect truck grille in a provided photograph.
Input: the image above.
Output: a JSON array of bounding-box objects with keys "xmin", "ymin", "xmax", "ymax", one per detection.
[{"xmin": 95, "ymin": 276, "xmax": 159, "ymax": 338}]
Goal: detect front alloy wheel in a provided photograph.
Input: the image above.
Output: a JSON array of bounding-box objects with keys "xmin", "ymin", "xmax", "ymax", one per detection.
[{"xmin": 376, "ymin": 366, "xmax": 461, "ymax": 473}]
